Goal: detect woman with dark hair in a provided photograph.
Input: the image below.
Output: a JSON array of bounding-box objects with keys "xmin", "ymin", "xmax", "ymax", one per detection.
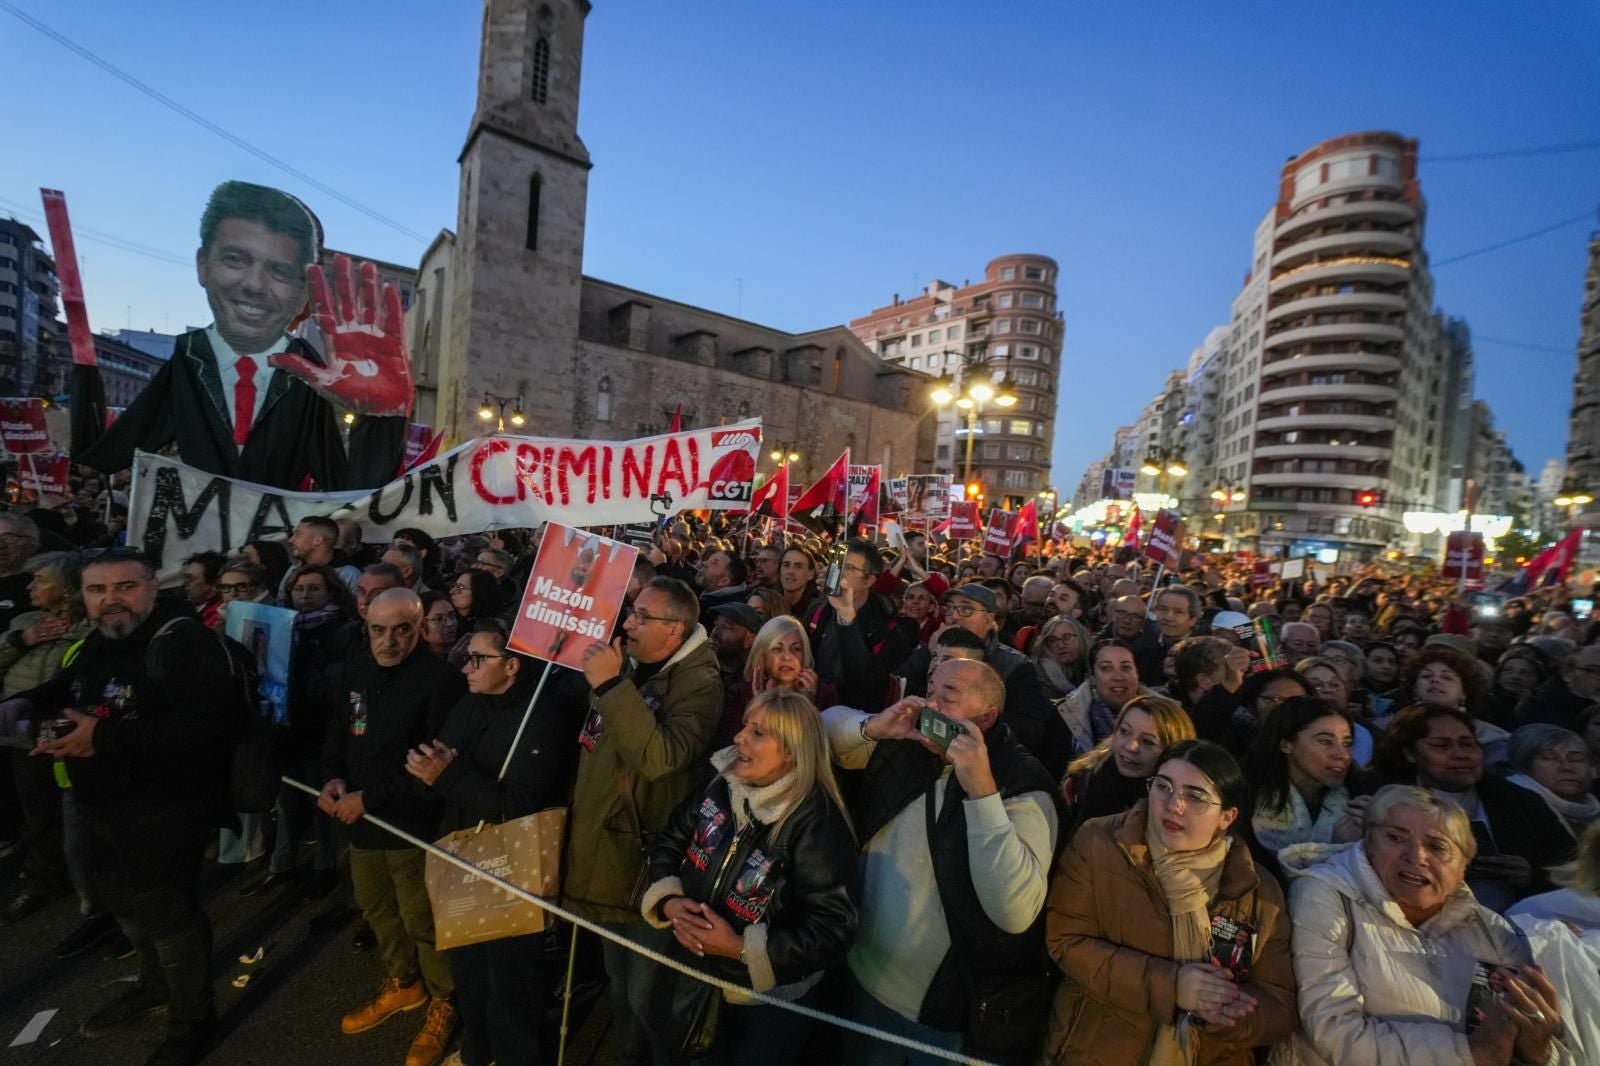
[
  {"xmin": 1388, "ymin": 643, "xmax": 1510, "ymax": 766},
  {"xmin": 1247, "ymin": 696, "xmax": 1365, "ymax": 856},
  {"xmin": 1374, "ymin": 704, "xmax": 1574, "ymax": 912},
  {"xmin": 1361, "ymin": 640, "xmax": 1402, "ymax": 696},
  {"xmin": 445, "ymin": 570, "xmax": 503, "ymax": 668},
  {"xmin": 1225, "ymin": 667, "xmax": 1311, "ymax": 757},
  {"xmin": 419, "ymin": 591, "xmax": 460, "ymax": 658},
  {"xmin": 242, "ymin": 539, "xmax": 291, "ymax": 600},
  {"xmin": 1481, "ymin": 645, "xmax": 1551, "ymax": 730},
  {"xmin": 1044, "ymin": 740, "xmax": 1296, "ymax": 1063}
]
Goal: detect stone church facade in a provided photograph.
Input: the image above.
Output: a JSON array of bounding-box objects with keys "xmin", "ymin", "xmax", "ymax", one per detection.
[{"xmin": 406, "ymin": 0, "xmax": 935, "ymax": 487}]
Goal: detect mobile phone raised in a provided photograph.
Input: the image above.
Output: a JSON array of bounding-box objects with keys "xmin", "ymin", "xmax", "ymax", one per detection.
[{"xmin": 917, "ymin": 707, "xmax": 964, "ymax": 750}]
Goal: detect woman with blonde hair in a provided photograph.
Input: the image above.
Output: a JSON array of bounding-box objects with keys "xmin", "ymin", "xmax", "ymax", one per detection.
[
  {"xmin": 715, "ymin": 614, "xmax": 834, "ymax": 745},
  {"xmin": 1060, "ymin": 694, "xmax": 1195, "ymax": 838},
  {"xmin": 642, "ymin": 689, "xmax": 858, "ymax": 1063},
  {"xmin": 1510, "ymin": 821, "xmax": 1600, "ymax": 937}
]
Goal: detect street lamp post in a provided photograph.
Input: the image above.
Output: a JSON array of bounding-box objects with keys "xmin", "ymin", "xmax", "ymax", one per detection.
[
  {"xmin": 768, "ymin": 442, "xmax": 801, "ymax": 466},
  {"xmin": 930, "ymin": 354, "xmax": 1016, "ymax": 490},
  {"xmin": 477, "ymin": 391, "xmax": 526, "ymax": 433},
  {"xmin": 1554, "ymin": 478, "xmax": 1593, "ymax": 522},
  {"xmin": 1139, "ymin": 448, "xmax": 1188, "ymax": 508}
]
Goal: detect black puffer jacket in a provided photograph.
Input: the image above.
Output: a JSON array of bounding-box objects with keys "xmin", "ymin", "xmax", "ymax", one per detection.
[{"xmin": 641, "ymin": 750, "xmax": 858, "ymax": 993}]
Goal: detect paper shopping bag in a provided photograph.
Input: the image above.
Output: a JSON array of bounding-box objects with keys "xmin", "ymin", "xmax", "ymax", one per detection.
[{"xmin": 425, "ymin": 807, "xmax": 567, "ymax": 948}]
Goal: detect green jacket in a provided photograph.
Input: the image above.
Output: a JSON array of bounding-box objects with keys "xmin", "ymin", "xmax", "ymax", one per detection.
[
  {"xmin": 562, "ymin": 624, "xmax": 723, "ymax": 925},
  {"xmin": 0, "ymin": 612, "xmax": 93, "ymax": 699}
]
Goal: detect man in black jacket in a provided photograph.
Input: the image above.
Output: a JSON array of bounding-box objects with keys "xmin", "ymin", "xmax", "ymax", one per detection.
[
  {"xmin": 811, "ymin": 538, "xmax": 914, "ymax": 713},
  {"xmin": 75, "ymin": 181, "xmax": 406, "ymax": 492},
  {"xmin": 406, "ymin": 619, "xmax": 581, "ymax": 1066},
  {"xmin": 23, "ymin": 549, "xmax": 235, "ymax": 1066},
  {"xmin": 321, "ymin": 589, "xmax": 464, "ymax": 1066}
]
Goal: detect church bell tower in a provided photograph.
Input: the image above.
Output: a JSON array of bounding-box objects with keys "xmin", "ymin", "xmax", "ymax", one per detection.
[{"xmin": 442, "ymin": 0, "xmax": 591, "ymax": 442}]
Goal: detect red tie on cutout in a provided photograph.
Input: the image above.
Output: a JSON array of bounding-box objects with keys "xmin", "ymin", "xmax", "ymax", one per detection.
[{"xmin": 232, "ymin": 355, "xmax": 257, "ymax": 447}]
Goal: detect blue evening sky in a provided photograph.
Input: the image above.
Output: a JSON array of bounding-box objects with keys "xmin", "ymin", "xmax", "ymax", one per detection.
[{"xmin": 4, "ymin": 1, "xmax": 1597, "ymax": 491}]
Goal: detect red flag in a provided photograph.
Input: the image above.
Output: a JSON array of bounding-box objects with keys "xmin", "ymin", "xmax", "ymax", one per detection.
[
  {"xmin": 668, "ymin": 404, "xmax": 683, "ymax": 433},
  {"xmin": 748, "ymin": 463, "xmax": 790, "ymax": 521},
  {"xmin": 791, "ymin": 450, "xmax": 850, "ymax": 533},
  {"xmin": 1014, "ymin": 499, "xmax": 1038, "ymax": 549},
  {"xmin": 1519, "ymin": 529, "xmax": 1582, "ymax": 590},
  {"xmin": 1123, "ymin": 507, "xmax": 1142, "ymax": 547}
]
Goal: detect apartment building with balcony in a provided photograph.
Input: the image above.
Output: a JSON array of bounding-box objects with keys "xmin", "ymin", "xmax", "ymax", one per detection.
[
  {"xmin": 849, "ymin": 254, "xmax": 1061, "ymax": 509},
  {"xmin": 1566, "ymin": 230, "xmax": 1600, "ymax": 509},
  {"xmin": 0, "ymin": 219, "xmax": 61, "ymax": 397},
  {"xmin": 1209, "ymin": 131, "xmax": 1454, "ymax": 559}
]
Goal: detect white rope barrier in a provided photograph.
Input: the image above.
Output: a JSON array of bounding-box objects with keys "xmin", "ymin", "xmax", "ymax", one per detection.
[{"xmin": 282, "ymin": 775, "xmax": 1004, "ymax": 1066}]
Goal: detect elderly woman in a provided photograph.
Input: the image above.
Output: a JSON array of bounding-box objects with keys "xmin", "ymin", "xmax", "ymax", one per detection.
[
  {"xmin": 1045, "ymin": 740, "xmax": 1296, "ymax": 1064},
  {"xmin": 1375, "ymin": 705, "xmax": 1575, "ymax": 912},
  {"xmin": 1060, "ymin": 695, "xmax": 1195, "ymax": 837},
  {"xmin": 1033, "ymin": 615, "xmax": 1091, "ymax": 703},
  {"xmin": 642, "ymin": 689, "xmax": 857, "ymax": 1063},
  {"xmin": 1281, "ymin": 785, "xmax": 1568, "ymax": 1065},
  {"xmin": 1505, "ymin": 724, "xmax": 1600, "ymax": 839},
  {"xmin": 1247, "ymin": 696, "xmax": 1365, "ymax": 856}
]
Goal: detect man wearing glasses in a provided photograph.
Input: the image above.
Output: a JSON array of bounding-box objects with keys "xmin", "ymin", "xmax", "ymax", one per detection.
[
  {"xmin": 566, "ymin": 576, "xmax": 722, "ymax": 1062},
  {"xmin": 406, "ymin": 619, "xmax": 579, "ymax": 1066},
  {"xmin": 1519, "ymin": 643, "xmax": 1600, "ymax": 730},
  {"xmin": 320, "ymin": 589, "xmax": 466, "ymax": 1066},
  {"xmin": 812, "ymin": 539, "xmax": 915, "ymax": 715}
]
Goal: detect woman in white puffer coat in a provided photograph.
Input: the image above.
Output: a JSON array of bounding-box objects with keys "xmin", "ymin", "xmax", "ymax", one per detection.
[{"xmin": 1276, "ymin": 785, "xmax": 1571, "ymax": 1066}]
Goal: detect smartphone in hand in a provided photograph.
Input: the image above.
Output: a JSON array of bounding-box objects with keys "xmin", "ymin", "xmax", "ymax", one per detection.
[{"xmin": 917, "ymin": 707, "xmax": 963, "ymax": 750}]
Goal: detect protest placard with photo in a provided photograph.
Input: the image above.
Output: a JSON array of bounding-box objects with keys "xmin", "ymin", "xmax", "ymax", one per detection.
[
  {"xmin": 948, "ymin": 500, "xmax": 980, "ymax": 540},
  {"xmin": 1144, "ymin": 508, "xmax": 1184, "ymax": 569},
  {"xmin": 507, "ymin": 523, "xmax": 638, "ymax": 669},
  {"xmin": 0, "ymin": 399, "xmax": 49, "ymax": 455},
  {"xmin": 982, "ymin": 508, "xmax": 1019, "ymax": 555},
  {"xmin": 223, "ymin": 600, "xmax": 296, "ymax": 726}
]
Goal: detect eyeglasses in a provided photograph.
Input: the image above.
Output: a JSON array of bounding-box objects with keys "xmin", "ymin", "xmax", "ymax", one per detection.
[
  {"xmin": 941, "ymin": 603, "xmax": 983, "ymax": 618},
  {"xmin": 842, "ymin": 563, "xmax": 870, "ymax": 577},
  {"xmin": 627, "ymin": 607, "xmax": 681, "ymax": 626},
  {"xmin": 1146, "ymin": 776, "xmax": 1221, "ymax": 811},
  {"xmin": 218, "ymin": 582, "xmax": 256, "ymax": 595},
  {"xmin": 465, "ymin": 652, "xmax": 512, "ymax": 669}
]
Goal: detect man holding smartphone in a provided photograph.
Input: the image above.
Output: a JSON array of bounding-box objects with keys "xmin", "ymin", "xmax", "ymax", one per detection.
[
  {"xmin": 810, "ymin": 539, "xmax": 915, "ymax": 714},
  {"xmin": 822, "ymin": 659, "xmax": 1058, "ymax": 1062}
]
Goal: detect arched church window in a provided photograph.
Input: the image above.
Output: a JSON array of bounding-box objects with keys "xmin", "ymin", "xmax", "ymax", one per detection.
[
  {"xmin": 532, "ymin": 36, "xmax": 550, "ymax": 104},
  {"xmin": 596, "ymin": 376, "xmax": 612, "ymax": 422}
]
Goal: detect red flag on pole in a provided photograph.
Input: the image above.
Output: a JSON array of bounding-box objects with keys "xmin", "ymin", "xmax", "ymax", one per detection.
[
  {"xmin": 748, "ymin": 463, "xmax": 790, "ymax": 521},
  {"xmin": 1014, "ymin": 498, "xmax": 1038, "ymax": 551},
  {"xmin": 668, "ymin": 404, "xmax": 683, "ymax": 433},
  {"xmin": 1518, "ymin": 529, "xmax": 1582, "ymax": 591},
  {"xmin": 1123, "ymin": 506, "xmax": 1142, "ymax": 547},
  {"xmin": 790, "ymin": 450, "xmax": 850, "ymax": 533}
]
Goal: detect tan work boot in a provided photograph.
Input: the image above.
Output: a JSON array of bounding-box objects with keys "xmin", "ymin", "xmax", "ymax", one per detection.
[
  {"xmin": 405, "ymin": 998, "xmax": 458, "ymax": 1066},
  {"xmin": 340, "ymin": 977, "xmax": 428, "ymax": 1035}
]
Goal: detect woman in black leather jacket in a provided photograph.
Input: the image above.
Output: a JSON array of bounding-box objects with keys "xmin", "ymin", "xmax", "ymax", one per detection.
[{"xmin": 640, "ymin": 688, "xmax": 858, "ymax": 1064}]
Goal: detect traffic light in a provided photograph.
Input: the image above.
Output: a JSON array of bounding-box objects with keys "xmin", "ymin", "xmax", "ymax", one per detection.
[{"xmin": 1356, "ymin": 488, "xmax": 1379, "ymax": 508}]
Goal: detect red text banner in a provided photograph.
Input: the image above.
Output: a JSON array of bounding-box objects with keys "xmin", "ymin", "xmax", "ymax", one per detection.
[
  {"xmin": 0, "ymin": 399, "xmax": 49, "ymax": 454},
  {"xmin": 508, "ymin": 523, "xmax": 637, "ymax": 668}
]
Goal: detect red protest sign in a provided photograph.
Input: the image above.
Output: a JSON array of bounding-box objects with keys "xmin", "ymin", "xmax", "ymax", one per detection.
[
  {"xmin": 0, "ymin": 399, "xmax": 49, "ymax": 454},
  {"xmin": 1442, "ymin": 531, "xmax": 1484, "ymax": 588},
  {"xmin": 507, "ymin": 523, "xmax": 639, "ymax": 669},
  {"xmin": 948, "ymin": 500, "xmax": 979, "ymax": 540},
  {"xmin": 982, "ymin": 508, "xmax": 1019, "ymax": 555},
  {"xmin": 18, "ymin": 454, "xmax": 71, "ymax": 499},
  {"xmin": 1250, "ymin": 560, "xmax": 1273, "ymax": 588},
  {"xmin": 1144, "ymin": 509, "xmax": 1184, "ymax": 568}
]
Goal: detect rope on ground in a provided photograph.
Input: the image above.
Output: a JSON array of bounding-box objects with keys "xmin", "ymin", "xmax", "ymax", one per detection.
[{"xmin": 283, "ymin": 775, "xmax": 1002, "ymax": 1066}]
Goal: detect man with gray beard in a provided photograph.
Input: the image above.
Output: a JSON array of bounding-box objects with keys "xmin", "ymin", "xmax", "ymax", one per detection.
[{"xmin": 19, "ymin": 548, "xmax": 236, "ymax": 1066}]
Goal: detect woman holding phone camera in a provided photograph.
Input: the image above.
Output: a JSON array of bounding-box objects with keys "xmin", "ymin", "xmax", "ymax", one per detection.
[{"xmin": 1043, "ymin": 740, "xmax": 1296, "ymax": 1064}]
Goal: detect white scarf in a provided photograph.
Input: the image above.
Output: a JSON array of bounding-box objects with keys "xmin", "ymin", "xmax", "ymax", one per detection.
[
  {"xmin": 1507, "ymin": 773, "xmax": 1600, "ymax": 839},
  {"xmin": 1252, "ymin": 785, "xmax": 1350, "ymax": 855},
  {"xmin": 710, "ymin": 746, "xmax": 802, "ymax": 830}
]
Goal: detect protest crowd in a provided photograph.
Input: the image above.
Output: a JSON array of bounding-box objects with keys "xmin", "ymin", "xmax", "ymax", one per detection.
[{"xmin": 4, "ymin": 469, "xmax": 1600, "ymax": 1066}]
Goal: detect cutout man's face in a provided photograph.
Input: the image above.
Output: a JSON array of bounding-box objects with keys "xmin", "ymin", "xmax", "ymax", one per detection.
[{"xmin": 196, "ymin": 217, "xmax": 306, "ymax": 354}]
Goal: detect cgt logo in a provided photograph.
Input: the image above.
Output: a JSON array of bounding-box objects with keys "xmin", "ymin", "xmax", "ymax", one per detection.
[
  {"xmin": 709, "ymin": 479, "xmax": 751, "ymax": 501},
  {"xmin": 710, "ymin": 430, "xmax": 759, "ymax": 449},
  {"xmin": 704, "ymin": 447, "xmax": 754, "ymax": 501}
]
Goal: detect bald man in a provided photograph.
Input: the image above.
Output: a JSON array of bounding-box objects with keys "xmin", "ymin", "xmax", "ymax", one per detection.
[
  {"xmin": 823, "ymin": 658, "xmax": 1057, "ymax": 1059},
  {"xmin": 321, "ymin": 587, "xmax": 467, "ymax": 1063}
]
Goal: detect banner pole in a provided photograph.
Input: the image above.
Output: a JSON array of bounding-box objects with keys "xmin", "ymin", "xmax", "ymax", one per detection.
[{"xmin": 1145, "ymin": 563, "xmax": 1165, "ymax": 618}]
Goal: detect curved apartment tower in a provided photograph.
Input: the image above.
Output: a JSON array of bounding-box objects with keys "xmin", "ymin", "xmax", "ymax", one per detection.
[{"xmin": 1213, "ymin": 132, "xmax": 1447, "ymax": 559}]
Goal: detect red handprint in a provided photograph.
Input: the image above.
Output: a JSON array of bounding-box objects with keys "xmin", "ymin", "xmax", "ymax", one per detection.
[{"xmin": 270, "ymin": 254, "xmax": 414, "ymax": 418}]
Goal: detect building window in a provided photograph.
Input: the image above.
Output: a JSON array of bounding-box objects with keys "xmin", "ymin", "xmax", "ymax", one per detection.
[
  {"xmin": 947, "ymin": 324, "xmax": 962, "ymax": 340},
  {"xmin": 532, "ymin": 36, "xmax": 551, "ymax": 104},
  {"xmin": 1009, "ymin": 419, "xmax": 1033, "ymax": 436},
  {"xmin": 927, "ymin": 328, "xmax": 940, "ymax": 343},
  {"xmin": 991, "ymin": 344, "xmax": 1009, "ymax": 358},
  {"xmin": 982, "ymin": 443, "xmax": 1000, "ymax": 459},
  {"xmin": 983, "ymin": 418, "xmax": 1003, "ymax": 434},
  {"xmin": 995, "ymin": 319, "xmax": 1011, "ymax": 334},
  {"xmin": 1023, "ymin": 266, "xmax": 1044, "ymax": 280},
  {"xmin": 1000, "ymin": 267, "xmax": 1016, "ymax": 281},
  {"xmin": 1008, "ymin": 444, "xmax": 1032, "ymax": 461},
  {"xmin": 936, "ymin": 444, "xmax": 950, "ymax": 460},
  {"xmin": 1020, "ymin": 292, "xmax": 1044, "ymax": 308},
  {"xmin": 910, "ymin": 333, "xmax": 922, "ymax": 347},
  {"xmin": 596, "ymin": 376, "xmax": 611, "ymax": 422},
  {"xmin": 1012, "ymin": 368, "xmax": 1037, "ymax": 386},
  {"xmin": 1003, "ymin": 469, "xmax": 1030, "ymax": 488},
  {"xmin": 907, "ymin": 357, "xmax": 919, "ymax": 369},
  {"xmin": 1017, "ymin": 345, "xmax": 1038, "ymax": 360},
  {"xmin": 1018, "ymin": 318, "xmax": 1040, "ymax": 334},
  {"xmin": 997, "ymin": 293, "xmax": 1014, "ymax": 309},
  {"xmin": 526, "ymin": 174, "xmax": 542, "ymax": 251}
]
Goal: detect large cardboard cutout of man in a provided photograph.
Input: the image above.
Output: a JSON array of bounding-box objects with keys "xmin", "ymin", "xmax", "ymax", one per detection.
[{"xmin": 75, "ymin": 181, "xmax": 410, "ymax": 491}]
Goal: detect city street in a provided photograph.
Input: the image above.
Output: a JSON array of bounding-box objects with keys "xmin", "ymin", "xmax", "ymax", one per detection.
[{"xmin": 0, "ymin": 850, "xmax": 619, "ymax": 1065}]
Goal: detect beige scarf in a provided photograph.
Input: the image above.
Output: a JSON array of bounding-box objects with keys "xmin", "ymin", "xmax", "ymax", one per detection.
[{"xmin": 1144, "ymin": 815, "xmax": 1230, "ymax": 1066}]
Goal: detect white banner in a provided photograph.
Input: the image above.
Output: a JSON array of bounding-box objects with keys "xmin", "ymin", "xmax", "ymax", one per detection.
[{"xmin": 129, "ymin": 420, "xmax": 762, "ymax": 575}]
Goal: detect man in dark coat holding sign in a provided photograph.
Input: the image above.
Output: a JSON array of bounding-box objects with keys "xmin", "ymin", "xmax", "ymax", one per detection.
[{"xmin": 74, "ymin": 181, "xmax": 409, "ymax": 492}]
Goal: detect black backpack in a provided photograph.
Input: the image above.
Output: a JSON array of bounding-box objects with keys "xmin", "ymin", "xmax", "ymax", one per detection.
[{"xmin": 145, "ymin": 616, "xmax": 280, "ymax": 814}]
